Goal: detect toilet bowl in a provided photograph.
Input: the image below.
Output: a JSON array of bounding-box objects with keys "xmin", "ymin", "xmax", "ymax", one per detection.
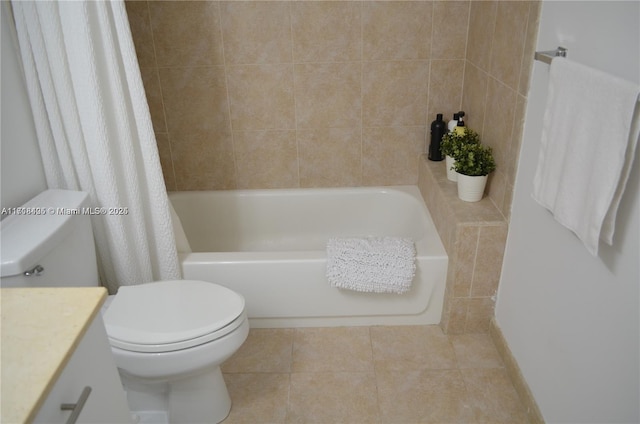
[
  {"xmin": 103, "ymin": 280, "xmax": 249, "ymax": 424},
  {"xmin": 0, "ymin": 189, "xmax": 250, "ymax": 423}
]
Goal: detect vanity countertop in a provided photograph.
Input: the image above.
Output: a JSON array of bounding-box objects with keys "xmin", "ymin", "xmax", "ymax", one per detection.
[{"xmin": 1, "ymin": 287, "xmax": 107, "ymax": 424}]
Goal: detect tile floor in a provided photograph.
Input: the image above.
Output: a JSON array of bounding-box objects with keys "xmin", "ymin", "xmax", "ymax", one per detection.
[{"xmin": 220, "ymin": 325, "xmax": 529, "ymax": 423}]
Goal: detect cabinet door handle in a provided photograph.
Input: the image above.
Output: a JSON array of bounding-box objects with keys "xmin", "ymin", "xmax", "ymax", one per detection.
[{"xmin": 60, "ymin": 386, "xmax": 92, "ymax": 424}]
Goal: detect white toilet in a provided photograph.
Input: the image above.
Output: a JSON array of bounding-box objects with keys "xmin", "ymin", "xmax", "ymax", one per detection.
[{"xmin": 0, "ymin": 189, "xmax": 249, "ymax": 423}]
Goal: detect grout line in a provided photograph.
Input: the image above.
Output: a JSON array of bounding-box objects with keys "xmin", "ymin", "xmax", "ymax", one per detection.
[
  {"xmin": 515, "ymin": 2, "xmax": 533, "ymax": 99},
  {"xmin": 289, "ymin": 2, "xmax": 301, "ymax": 188},
  {"xmin": 286, "ymin": 328, "xmax": 296, "ymax": 420},
  {"xmin": 287, "ymin": 4, "xmax": 298, "ymax": 188},
  {"xmin": 359, "ymin": 1, "xmax": 364, "ymax": 185},
  {"xmin": 144, "ymin": 1, "xmax": 164, "ymax": 134},
  {"xmin": 367, "ymin": 326, "xmax": 384, "ymax": 421},
  {"xmin": 464, "ymin": 227, "xmax": 482, "ymax": 333},
  {"xmin": 425, "ymin": 0, "xmax": 434, "ymax": 154},
  {"xmin": 217, "ymin": 2, "xmax": 239, "ymax": 190},
  {"xmin": 144, "ymin": 0, "xmax": 177, "ymax": 191},
  {"xmin": 426, "ymin": 57, "xmax": 431, "ymax": 155},
  {"xmin": 460, "ymin": 0, "xmax": 471, "ymax": 113},
  {"xmin": 481, "ymin": 1, "xmax": 499, "ymax": 138},
  {"xmin": 153, "ymin": 58, "xmax": 433, "ymax": 69}
]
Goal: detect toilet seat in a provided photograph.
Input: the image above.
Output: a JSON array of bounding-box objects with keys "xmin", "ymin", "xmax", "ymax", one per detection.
[{"xmin": 103, "ymin": 280, "xmax": 246, "ymax": 353}]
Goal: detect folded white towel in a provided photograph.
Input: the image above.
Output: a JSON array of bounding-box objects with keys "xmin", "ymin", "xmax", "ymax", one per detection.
[
  {"xmin": 326, "ymin": 237, "xmax": 416, "ymax": 294},
  {"xmin": 532, "ymin": 58, "xmax": 640, "ymax": 256}
]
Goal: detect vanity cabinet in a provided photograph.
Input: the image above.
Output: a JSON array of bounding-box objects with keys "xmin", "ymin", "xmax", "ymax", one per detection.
[
  {"xmin": 33, "ymin": 314, "xmax": 131, "ymax": 424},
  {"xmin": 0, "ymin": 288, "xmax": 131, "ymax": 424}
]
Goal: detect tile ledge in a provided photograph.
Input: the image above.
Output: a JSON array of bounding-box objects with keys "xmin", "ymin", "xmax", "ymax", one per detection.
[{"xmin": 420, "ymin": 155, "xmax": 506, "ymax": 227}]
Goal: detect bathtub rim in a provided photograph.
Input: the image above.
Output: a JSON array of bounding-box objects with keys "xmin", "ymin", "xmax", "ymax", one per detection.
[{"xmin": 169, "ymin": 185, "xmax": 447, "ymax": 258}]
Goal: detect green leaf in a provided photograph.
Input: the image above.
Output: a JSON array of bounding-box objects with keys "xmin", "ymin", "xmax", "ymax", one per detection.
[
  {"xmin": 451, "ymin": 142, "xmax": 496, "ymax": 176},
  {"xmin": 439, "ymin": 129, "xmax": 480, "ymax": 158}
]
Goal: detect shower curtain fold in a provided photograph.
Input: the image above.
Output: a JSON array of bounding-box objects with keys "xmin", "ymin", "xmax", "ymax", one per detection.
[{"xmin": 10, "ymin": 0, "xmax": 181, "ymax": 292}]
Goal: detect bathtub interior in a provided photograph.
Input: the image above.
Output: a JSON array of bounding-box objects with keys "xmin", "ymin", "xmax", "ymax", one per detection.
[
  {"xmin": 169, "ymin": 186, "xmax": 448, "ymax": 327},
  {"xmin": 171, "ymin": 186, "xmax": 428, "ymax": 253}
]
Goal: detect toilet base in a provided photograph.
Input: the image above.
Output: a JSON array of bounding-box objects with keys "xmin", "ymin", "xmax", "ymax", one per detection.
[
  {"xmin": 131, "ymin": 411, "xmax": 168, "ymax": 424},
  {"xmin": 170, "ymin": 367, "xmax": 231, "ymax": 423},
  {"xmin": 120, "ymin": 366, "xmax": 232, "ymax": 424}
]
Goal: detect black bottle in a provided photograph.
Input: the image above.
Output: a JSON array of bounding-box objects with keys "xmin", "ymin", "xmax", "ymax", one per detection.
[{"xmin": 428, "ymin": 113, "xmax": 446, "ymax": 161}]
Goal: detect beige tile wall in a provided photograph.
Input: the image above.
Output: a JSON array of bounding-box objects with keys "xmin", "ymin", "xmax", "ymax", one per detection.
[
  {"xmin": 463, "ymin": 0, "xmax": 541, "ymax": 219},
  {"xmin": 126, "ymin": 0, "xmax": 541, "ymax": 334},
  {"xmin": 125, "ymin": 0, "xmax": 468, "ymax": 191},
  {"xmin": 127, "ymin": 0, "xmax": 540, "ymax": 215}
]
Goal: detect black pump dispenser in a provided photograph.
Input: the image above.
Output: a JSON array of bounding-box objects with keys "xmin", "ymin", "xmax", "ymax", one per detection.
[{"xmin": 428, "ymin": 113, "xmax": 446, "ymax": 161}]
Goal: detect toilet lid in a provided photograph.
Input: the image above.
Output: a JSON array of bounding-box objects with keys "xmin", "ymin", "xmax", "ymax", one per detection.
[{"xmin": 103, "ymin": 280, "xmax": 245, "ymax": 352}]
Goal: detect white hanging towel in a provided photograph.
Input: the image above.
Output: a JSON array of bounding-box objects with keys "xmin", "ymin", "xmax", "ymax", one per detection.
[
  {"xmin": 326, "ymin": 237, "xmax": 416, "ymax": 294},
  {"xmin": 532, "ymin": 58, "xmax": 640, "ymax": 256}
]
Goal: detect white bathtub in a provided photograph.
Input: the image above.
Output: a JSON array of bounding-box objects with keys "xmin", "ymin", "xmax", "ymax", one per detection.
[{"xmin": 169, "ymin": 186, "xmax": 447, "ymax": 327}]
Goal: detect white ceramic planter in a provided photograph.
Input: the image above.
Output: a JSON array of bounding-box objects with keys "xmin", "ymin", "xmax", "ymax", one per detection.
[
  {"xmin": 456, "ymin": 173, "xmax": 487, "ymax": 202},
  {"xmin": 445, "ymin": 155, "xmax": 457, "ymax": 182}
]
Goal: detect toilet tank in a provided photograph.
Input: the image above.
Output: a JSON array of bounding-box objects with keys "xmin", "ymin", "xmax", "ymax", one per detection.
[{"xmin": 1, "ymin": 189, "xmax": 100, "ymax": 288}]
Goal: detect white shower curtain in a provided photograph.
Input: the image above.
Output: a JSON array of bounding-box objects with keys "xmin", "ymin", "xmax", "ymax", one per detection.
[{"xmin": 10, "ymin": 0, "xmax": 181, "ymax": 292}]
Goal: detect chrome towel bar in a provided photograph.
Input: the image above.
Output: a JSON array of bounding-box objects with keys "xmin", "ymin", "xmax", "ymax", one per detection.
[{"xmin": 534, "ymin": 46, "xmax": 568, "ymax": 64}]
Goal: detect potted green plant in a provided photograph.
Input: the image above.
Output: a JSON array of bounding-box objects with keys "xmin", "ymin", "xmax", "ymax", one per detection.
[
  {"xmin": 452, "ymin": 142, "xmax": 496, "ymax": 202},
  {"xmin": 439, "ymin": 129, "xmax": 480, "ymax": 182}
]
